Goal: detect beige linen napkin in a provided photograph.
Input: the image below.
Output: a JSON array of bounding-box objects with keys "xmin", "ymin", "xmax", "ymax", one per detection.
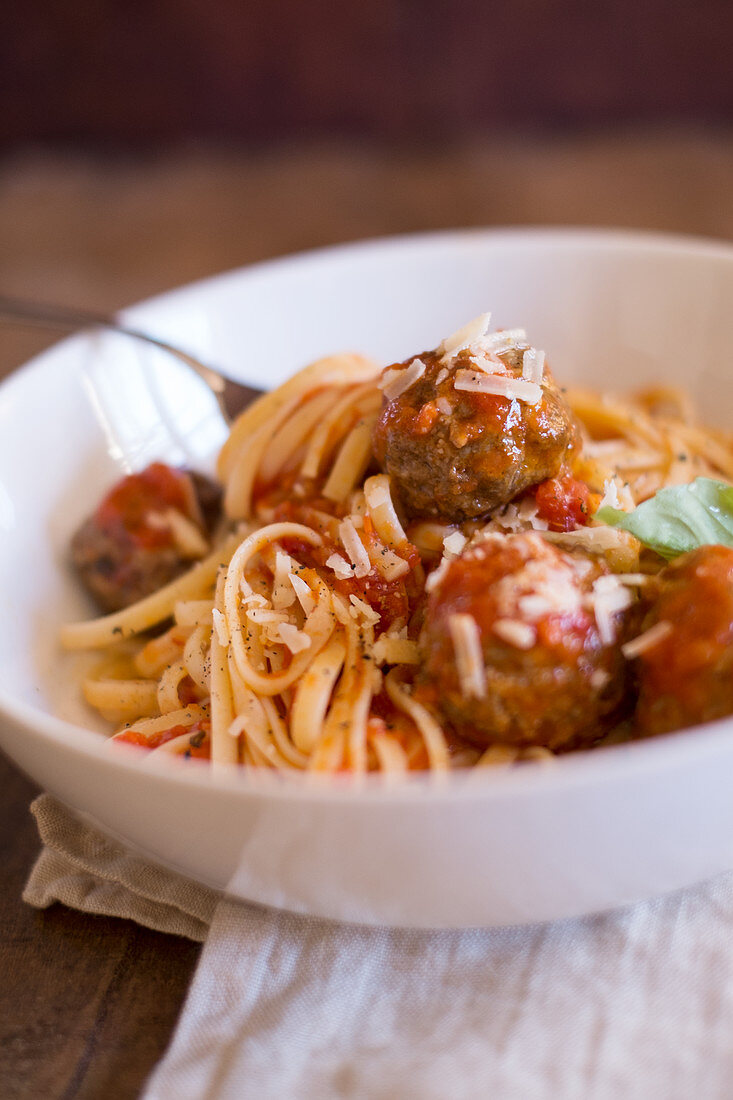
[
  {"xmin": 24, "ymin": 795, "xmax": 217, "ymax": 940},
  {"xmin": 25, "ymin": 794, "xmax": 733, "ymax": 1100}
]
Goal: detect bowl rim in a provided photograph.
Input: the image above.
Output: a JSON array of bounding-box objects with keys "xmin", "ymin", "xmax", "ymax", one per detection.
[{"xmin": 5, "ymin": 223, "xmax": 733, "ymax": 805}]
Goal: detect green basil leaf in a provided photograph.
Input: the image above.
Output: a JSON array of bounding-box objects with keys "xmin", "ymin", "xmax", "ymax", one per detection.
[{"xmin": 595, "ymin": 477, "xmax": 733, "ymax": 560}]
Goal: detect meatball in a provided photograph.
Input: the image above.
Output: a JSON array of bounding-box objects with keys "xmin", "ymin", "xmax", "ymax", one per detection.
[
  {"xmin": 71, "ymin": 463, "xmax": 222, "ymax": 612},
  {"xmin": 372, "ymin": 339, "xmax": 576, "ymax": 521},
  {"xmin": 634, "ymin": 545, "xmax": 733, "ymax": 736},
  {"xmin": 417, "ymin": 532, "xmax": 632, "ymax": 751}
]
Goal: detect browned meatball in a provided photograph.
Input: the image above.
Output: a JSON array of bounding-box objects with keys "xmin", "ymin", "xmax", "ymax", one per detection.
[
  {"xmin": 372, "ymin": 342, "xmax": 576, "ymax": 521},
  {"xmin": 633, "ymin": 545, "xmax": 733, "ymax": 736},
  {"xmin": 71, "ymin": 463, "xmax": 221, "ymax": 612},
  {"xmin": 417, "ymin": 532, "xmax": 632, "ymax": 751}
]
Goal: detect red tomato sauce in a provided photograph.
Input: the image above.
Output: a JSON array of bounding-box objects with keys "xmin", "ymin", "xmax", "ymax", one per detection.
[
  {"xmin": 94, "ymin": 462, "xmax": 193, "ymax": 549},
  {"xmin": 534, "ymin": 473, "xmax": 592, "ymax": 532},
  {"xmin": 274, "ymin": 498, "xmax": 421, "ymax": 633},
  {"xmin": 114, "ymin": 717, "xmax": 211, "ymax": 758}
]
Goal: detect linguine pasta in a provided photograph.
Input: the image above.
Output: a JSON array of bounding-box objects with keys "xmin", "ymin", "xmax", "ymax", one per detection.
[{"xmin": 61, "ymin": 340, "xmax": 733, "ymax": 774}]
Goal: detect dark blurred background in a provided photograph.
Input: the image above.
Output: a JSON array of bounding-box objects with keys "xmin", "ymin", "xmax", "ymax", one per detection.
[
  {"xmin": 3, "ymin": 0, "xmax": 733, "ymax": 146},
  {"xmin": 2, "ymin": 0, "xmax": 733, "ymax": 368}
]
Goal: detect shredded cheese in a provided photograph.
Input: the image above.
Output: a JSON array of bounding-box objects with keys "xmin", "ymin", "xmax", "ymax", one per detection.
[
  {"xmin": 495, "ymin": 496, "xmax": 550, "ymax": 532},
  {"xmin": 493, "ymin": 618, "xmax": 536, "ymax": 649},
  {"xmin": 326, "ymin": 552, "xmax": 356, "ymax": 581},
  {"xmin": 467, "ymin": 351, "xmax": 509, "ymax": 375},
  {"xmin": 348, "ymin": 594, "xmax": 381, "ymax": 626},
  {"xmin": 443, "ymin": 530, "xmax": 467, "ymax": 558},
  {"xmin": 276, "ymin": 622, "xmax": 312, "ymax": 654},
  {"xmin": 521, "ymin": 347, "xmax": 545, "ymax": 385},
  {"xmin": 439, "ymin": 312, "xmax": 492, "ymax": 362},
  {"xmin": 146, "ymin": 508, "xmax": 208, "ymax": 558},
  {"xmin": 453, "ymin": 369, "xmax": 542, "ymax": 406},
  {"xmin": 591, "ymin": 575, "xmax": 633, "ymax": 645},
  {"xmin": 289, "ymin": 572, "xmax": 316, "ymax": 615},
  {"xmin": 372, "ymin": 634, "xmax": 420, "ymax": 665},
  {"xmin": 621, "ymin": 620, "xmax": 672, "ymax": 659},
  {"xmin": 478, "ymin": 328, "xmax": 527, "ymax": 354},
  {"xmin": 379, "ymin": 358, "xmax": 426, "ymax": 401},
  {"xmin": 364, "ymin": 478, "xmax": 391, "ymax": 510},
  {"xmin": 374, "ymin": 548, "xmax": 410, "ymax": 581},
  {"xmin": 339, "ymin": 518, "xmax": 372, "ymax": 578},
  {"xmin": 449, "ymin": 614, "xmax": 487, "ymax": 699}
]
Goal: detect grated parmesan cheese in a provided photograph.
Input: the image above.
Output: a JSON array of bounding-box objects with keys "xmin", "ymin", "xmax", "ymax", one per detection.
[
  {"xmin": 443, "ymin": 530, "xmax": 467, "ymax": 558},
  {"xmin": 241, "ymin": 591, "xmax": 268, "ymax": 609},
  {"xmin": 521, "ymin": 347, "xmax": 545, "ymax": 385},
  {"xmin": 239, "ymin": 575, "xmax": 268, "ymax": 606},
  {"xmin": 372, "ymin": 634, "xmax": 420, "ymax": 665},
  {"xmin": 146, "ymin": 508, "xmax": 208, "ymax": 558},
  {"xmin": 621, "ymin": 620, "xmax": 672, "ymax": 659},
  {"xmin": 616, "ymin": 573, "xmax": 653, "ymax": 587},
  {"xmin": 380, "ymin": 358, "xmax": 426, "ymax": 401},
  {"xmin": 487, "ymin": 537, "xmax": 585, "ymax": 622},
  {"xmin": 493, "ymin": 618, "xmax": 536, "ymax": 649},
  {"xmin": 519, "ymin": 592, "xmax": 572, "ymax": 619},
  {"xmin": 466, "ymin": 351, "xmax": 509, "ymax": 376},
  {"xmin": 478, "ymin": 328, "xmax": 528, "ymax": 354},
  {"xmin": 276, "ymin": 622, "xmax": 312, "ymax": 654},
  {"xmin": 514, "ymin": 564, "xmax": 584, "ymax": 619},
  {"xmin": 597, "ymin": 478, "xmax": 625, "ymax": 512},
  {"xmin": 435, "ymin": 367, "xmax": 449, "ymax": 385},
  {"xmin": 289, "ymin": 572, "xmax": 316, "ymax": 615},
  {"xmin": 374, "ymin": 548, "xmax": 411, "ymax": 581},
  {"xmin": 491, "ymin": 501, "xmax": 523, "ymax": 534},
  {"xmin": 453, "ymin": 369, "xmax": 542, "ymax": 406},
  {"xmin": 326, "ymin": 552, "xmax": 356, "ymax": 581},
  {"xmin": 439, "ymin": 312, "xmax": 492, "ymax": 363},
  {"xmin": 436, "ymin": 396, "xmax": 453, "ymax": 416},
  {"xmin": 364, "ymin": 478, "xmax": 391, "ymax": 510},
  {"xmin": 449, "ymin": 613, "xmax": 487, "ymax": 699},
  {"xmin": 591, "ymin": 575, "xmax": 633, "ymax": 645},
  {"xmin": 348, "ymin": 594, "xmax": 381, "ymax": 626},
  {"xmin": 517, "ymin": 496, "xmax": 549, "ymax": 531},
  {"xmin": 339, "ymin": 518, "xmax": 372, "ymax": 578}
]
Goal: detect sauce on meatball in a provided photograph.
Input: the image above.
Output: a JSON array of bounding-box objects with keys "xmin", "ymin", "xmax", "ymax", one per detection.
[
  {"xmin": 418, "ymin": 532, "xmax": 633, "ymax": 751},
  {"xmin": 372, "ymin": 336, "xmax": 577, "ymax": 521},
  {"xmin": 70, "ymin": 463, "xmax": 221, "ymax": 612},
  {"xmin": 633, "ymin": 545, "xmax": 733, "ymax": 736}
]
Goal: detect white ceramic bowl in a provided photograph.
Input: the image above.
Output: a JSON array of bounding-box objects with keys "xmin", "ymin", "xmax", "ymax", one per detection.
[{"xmin": 3, "ymin": 227, "xmax": 733, "ymax": 929}]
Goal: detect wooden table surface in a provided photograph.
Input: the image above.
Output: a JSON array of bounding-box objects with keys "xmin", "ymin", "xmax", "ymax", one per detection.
[{"xmin": 3, "ymin": 131, "xmax": 733, "ymax": 1098}]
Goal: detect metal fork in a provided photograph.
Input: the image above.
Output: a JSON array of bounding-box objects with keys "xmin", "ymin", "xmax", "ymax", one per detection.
[{"xmin": 0, "ymin": 295, "xmax": 264, "ymax": 423}]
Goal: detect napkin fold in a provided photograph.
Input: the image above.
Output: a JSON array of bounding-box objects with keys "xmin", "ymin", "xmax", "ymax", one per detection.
[
  {"xmin": 24, "ymin": 795, "xmax": 733, "ymax": 1100},
  {"xmin": 24, "ymin": 794, "xmax": 216, "ymax": 940}
]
